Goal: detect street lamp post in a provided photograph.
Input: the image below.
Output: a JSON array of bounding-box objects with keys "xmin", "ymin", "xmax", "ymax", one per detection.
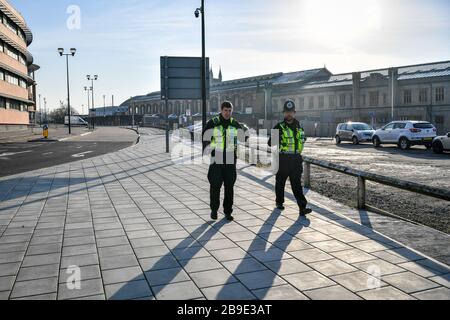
[
  {"xmin": 84, "ymin": 86, "xmax": 91, "ymax": 114},
  {"xmin": 195, "ymin": 0, "xmax": 207, "ymax": 134},
  {"xmin": 43, "ymin": 98, "xmax": 47, "ymax": 123},
  {"xmin": 38, "ymin": 94, "xmax": 42, "ymax": 125},
  {"xmin": 58, "ymin": 48, "xmax": 76, "ymax": 134},
  {"xmin": 87, "ymin": 75, "xmax": 98, "ymax": 129}
]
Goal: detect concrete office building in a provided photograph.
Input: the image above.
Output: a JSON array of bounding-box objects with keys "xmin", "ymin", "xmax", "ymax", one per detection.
[
  {"xmin": 0, "ymin": 0, "xmax": 38, "ymax": 132},
  {"xmin": 122, "ymin": 60, "xmax": 450, "ymax": 136}
]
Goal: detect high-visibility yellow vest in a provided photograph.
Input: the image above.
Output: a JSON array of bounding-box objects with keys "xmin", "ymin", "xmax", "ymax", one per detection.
[
  {"xmin": 280, "ymin": 123, "xmax": 305, "ymax": 154},
  {"xmin": 210, "ymin": 117, "xmax": 239, "ymax": 152}
]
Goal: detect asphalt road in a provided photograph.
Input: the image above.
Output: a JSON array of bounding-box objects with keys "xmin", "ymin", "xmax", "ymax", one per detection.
[{"xmin": 0, "ymin": 127, "xmax": 138, "ymax": 177}]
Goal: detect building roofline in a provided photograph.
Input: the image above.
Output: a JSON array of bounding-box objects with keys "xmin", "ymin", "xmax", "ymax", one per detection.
[{"xmin": 331, "ymin": 59, "xmax": 450, "ymax": 77}]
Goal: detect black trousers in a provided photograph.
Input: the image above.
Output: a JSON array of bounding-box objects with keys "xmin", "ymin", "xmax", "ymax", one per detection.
[
  {"xmin": 275, "ymin": 154, "xmax": 308, "ymax": 209},
  {"xmin": 208, "ymin": 164, "xmax": 237, "ymax": 215}
]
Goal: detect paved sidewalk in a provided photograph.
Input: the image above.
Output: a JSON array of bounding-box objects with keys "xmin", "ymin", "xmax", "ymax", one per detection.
[{"xmin": 0, "ymin": 128, "xmax": 449, "ymax": 300}]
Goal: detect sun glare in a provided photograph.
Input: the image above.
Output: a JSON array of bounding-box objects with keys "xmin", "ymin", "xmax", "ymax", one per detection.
[{"xmin": 300, "ymin": 0, "xmax": 382, "ymax": 46}]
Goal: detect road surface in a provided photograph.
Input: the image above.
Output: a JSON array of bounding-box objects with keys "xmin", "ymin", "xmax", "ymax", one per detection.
[{"xmin": 0, "ymin": 127, "xmax": 138, "ymax": 178}]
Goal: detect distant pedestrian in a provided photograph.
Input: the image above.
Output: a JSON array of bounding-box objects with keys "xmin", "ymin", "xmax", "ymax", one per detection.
[
  {"xmin": 202, "ymin": 101, "xmax": 244, "ymax": 221},
  {"xmin": 268, "ymin": 99, "xmax": 312, "ymax": 216}
]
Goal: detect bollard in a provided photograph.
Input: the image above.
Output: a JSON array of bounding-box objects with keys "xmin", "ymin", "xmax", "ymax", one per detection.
[
  {"xmin": 357, "ymin": 176, "xmax": 366, "ymax": 209},
  {"xmin": 304, "ymin": 161, "xmax": 311, "ymax": 188}
]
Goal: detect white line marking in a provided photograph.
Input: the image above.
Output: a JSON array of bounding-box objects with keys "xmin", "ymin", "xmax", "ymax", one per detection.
[
  {"xmin": 0, "ymin": 150, "xmax": 32, "ymax": 157},
  {"xmin": 80, "ymin": 132, "xmax": 92, "ymax": 137},
  {"xmin": 71, "ymin": 151, "xmax": 94, "ymax": 158},
  {"xmin": 42, "ymin": 152, "xmax": 54, "ymax": 156}
]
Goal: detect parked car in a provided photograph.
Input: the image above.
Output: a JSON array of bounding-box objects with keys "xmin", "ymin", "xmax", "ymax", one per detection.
[
  {"xmin": 335, "ymin": 122, "xmax": 375, "ymax": 145},
  {"xmin": 432, "ymin": 132, "xmax": 450, "ymax": 154},
  {"xmin": 372, "ymin": 121, "xmax": 437, "ymax": 150}
]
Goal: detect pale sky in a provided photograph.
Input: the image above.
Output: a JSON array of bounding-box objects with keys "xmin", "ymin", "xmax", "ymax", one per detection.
[{"xmin": 10, "ymin": 0, "xmax": 450, "ymax": 114}]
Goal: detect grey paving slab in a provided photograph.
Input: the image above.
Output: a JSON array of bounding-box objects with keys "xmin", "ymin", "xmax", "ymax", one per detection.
[
  {"xmin": 412, "ymin": 287, "xmax": 450, "ymax": 300},
  {"xmin": 145, "ymin": 267, "xmax": 190, "ymax": 287},
  {"xmin": 284, "ymin": 270, "xmax": 336, "ymax": 291},
  {"xmin": 202, "ymin": 282, "xmax": 256, "ymax": 300},
  {"xmin": 10, "ymin": 277, "xmax": 58, "ymax": 299},
  {"xmin": 105, "ymin": 280, "xmax": 153, "ymax": 300},
  {"xmin": 309, "ymin": 259, "xmax": 357, "ymax": 277},
  {"xmin": 382, "ymin": 271, "xmax": 441, "ymax": 294},
  {"xmin": 102, "ymin": 266, "xmax": 145, "ymax": 285},
  {"xmin": 59, "ymin": 265, "xmax": 101, "ymax": 284},
  {"xmin": 357, "ymin": 286, "xmax": 416, "ymax": 300},
  {"xmin": 236, "ymin": 270, "xmax": 286, "ymax": 290},
  {"xmin": 264, "ymin": 258, "xmax": 312, "ymax": 275},
  {"xmin": 331, "ymin": 271, "xmax": 388, "ymax": 292},
  {"xmin": 16, "ymin": 264, "xmax": 59, "ymax": 282},
  {"xmin": 253, "ymin": 284, "xmax": 309, "ymax": 300},
  {"xmin": 179, "ymin": 256, "xmax": 222, "ymax": 273},
  {"xmin": 58, "ymin": 278, "xmax": 104, "ymax": 300},
  {"xmin": 153, "ymin": 281, "xmax": 204, "ymax": 300},
  {"xmin": 190, "ymin": 269, "xmax": 238, "ymax": 289},
  {"xmin": 0, "ymin": 276, "xmax": 15, "ymax": 292},
  {"xmin": 304, "ymin": 285, "xmax": 362, "ymax": 300},
  {"xmin": 0, "ymin": 262, "xmax": 21, "ymax": 277},
  {"xmin": 61, "ymin": 253, "xmax": 99, "ymax": 269},
  {"xmin": 140, "ymin": 255, "xmax": 181, "ymax": 271},
  {"xmin": 290, "ymin": 248, "xmax": 333, "ymax": 263},
  {"xmin": 222, "ymin": 258, "xmax": 268, "ymax": 275}
]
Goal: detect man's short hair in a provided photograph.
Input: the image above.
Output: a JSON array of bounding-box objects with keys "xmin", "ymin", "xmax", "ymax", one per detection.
[{"xmin": 221, "ymin": 101, "xmax": 233, "ymax": 110}]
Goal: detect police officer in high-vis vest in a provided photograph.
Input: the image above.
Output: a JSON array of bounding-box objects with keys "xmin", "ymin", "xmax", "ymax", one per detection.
[
  {"xmin": 203, "ymin": 101, "xmax": 244, "ymax": 221},
  {"xmin": 268, "ymin": 100, "xmax": 312, "ymax": 216}
]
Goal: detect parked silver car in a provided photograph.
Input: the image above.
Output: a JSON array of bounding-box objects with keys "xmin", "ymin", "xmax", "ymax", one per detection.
[{"xmin": 335, "ymin": 122, "xmax": 375, "ymax": 145}]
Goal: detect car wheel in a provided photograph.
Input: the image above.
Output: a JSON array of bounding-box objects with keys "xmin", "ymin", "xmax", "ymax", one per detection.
[
  {"xmin": 399, "ymin": 137, "xmax": 411, "ymax": 150},
  {"xmin": 372, "ymin": 136, "xmax": 381, "ymax": 147},
  {"xmin": 432, "ymin": 141, "xmax": 444, "ymax": 154},
  {"xmin": 335, "ymin": 135, "xmax": 341, "ymax": 145},
  {"xmin": 352, "ymin": 136, "xmax": 359, "ymax": 145}
]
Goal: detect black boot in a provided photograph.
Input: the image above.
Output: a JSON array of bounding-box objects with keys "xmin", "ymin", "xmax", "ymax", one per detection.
[
  {"xmin": 276, "ymin": 204, "xmax": 285, "ymax": 211},
  {"xmin": 300, "ymin": 207, "xmax": 312, "ymax": 216},
  {"xmin": 211, "ymin": 211, "xmax": 218, "ymax": 220},
  {"xmin": 225, "ymin": 214, "xmax": 234, "ymax": 221}
]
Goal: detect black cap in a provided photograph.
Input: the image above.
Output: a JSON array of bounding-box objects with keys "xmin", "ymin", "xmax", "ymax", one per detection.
[{"xmin": 283, "ymin": 100, "xmax": 296, "ymax": 112}]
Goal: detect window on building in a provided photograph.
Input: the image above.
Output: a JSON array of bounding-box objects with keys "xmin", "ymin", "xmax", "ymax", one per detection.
[
  {"xmin": 369, "ymin": 91, "xmax": 379, "ymax": 107},
  {"xmin": 0, "ymin": 69, "xmax": 4, "ymax": 81},
  {"xmin": 298, "ymin": 97, "xmax": 304, "ymax": 109},
  {"xmin": 329, "ymin": 95, "xmax": 336, "ymax": 107},
  {"xmin": 436, "ymin": 87, "xmax": 444, "ymax": 102},
  {"xmin": 308, "ymin": 97, "xmax": 314, "ymax": 109},
  {"xmin": 419, "ymin": 88, "xmax": 428, "ymax": 103},
  {"xmin": 318, "ymin": 96, "xmax": 324, "ymax": 108},
  {"xmin": 339, "ymin": 94, "xmax": 346, "ymax": 107},
  {"xmin": 349, "ymin": 94, "xmax": 353, "ymax": 107},
  {"xmin": 0, "ymin": 97, "xmax": 6, "ymax": 109},
  {"xmin": 383, "ymin": 93, "xmax": 387, "ymax": 105},
  {"xmin": 403, "ymin": 90, "xmax": 412, "ymax": 104},
  {"xmin": 19, "ymin": 79, "xmax": 27, "ymax": 88}
]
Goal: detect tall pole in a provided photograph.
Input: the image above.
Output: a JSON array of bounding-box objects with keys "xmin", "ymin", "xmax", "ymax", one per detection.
[
  {"xmin": 201, "ymin": 0, "xmax": 207, "ymax": 135},
  {"xmin": 66, "ymin": 54, "xmax": 72, "ymax": 134},
  {"xmin": 39, "ymin": 94, "xmax": 42, "ymax": 125}
]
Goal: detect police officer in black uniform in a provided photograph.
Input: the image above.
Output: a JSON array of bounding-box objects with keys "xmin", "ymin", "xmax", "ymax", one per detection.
[
  {"xmin": 268, "ymin": 100, "xmax": 312, "ymax": 216},
  {"xmin": 203, "ymin": 101, "xmax": 244, "ymax": 221}
]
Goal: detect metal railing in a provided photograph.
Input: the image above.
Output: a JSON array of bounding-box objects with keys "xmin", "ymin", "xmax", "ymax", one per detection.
[{"xmin": 246, "ymin": 140, "xmax": 450, "ymax": 211}]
